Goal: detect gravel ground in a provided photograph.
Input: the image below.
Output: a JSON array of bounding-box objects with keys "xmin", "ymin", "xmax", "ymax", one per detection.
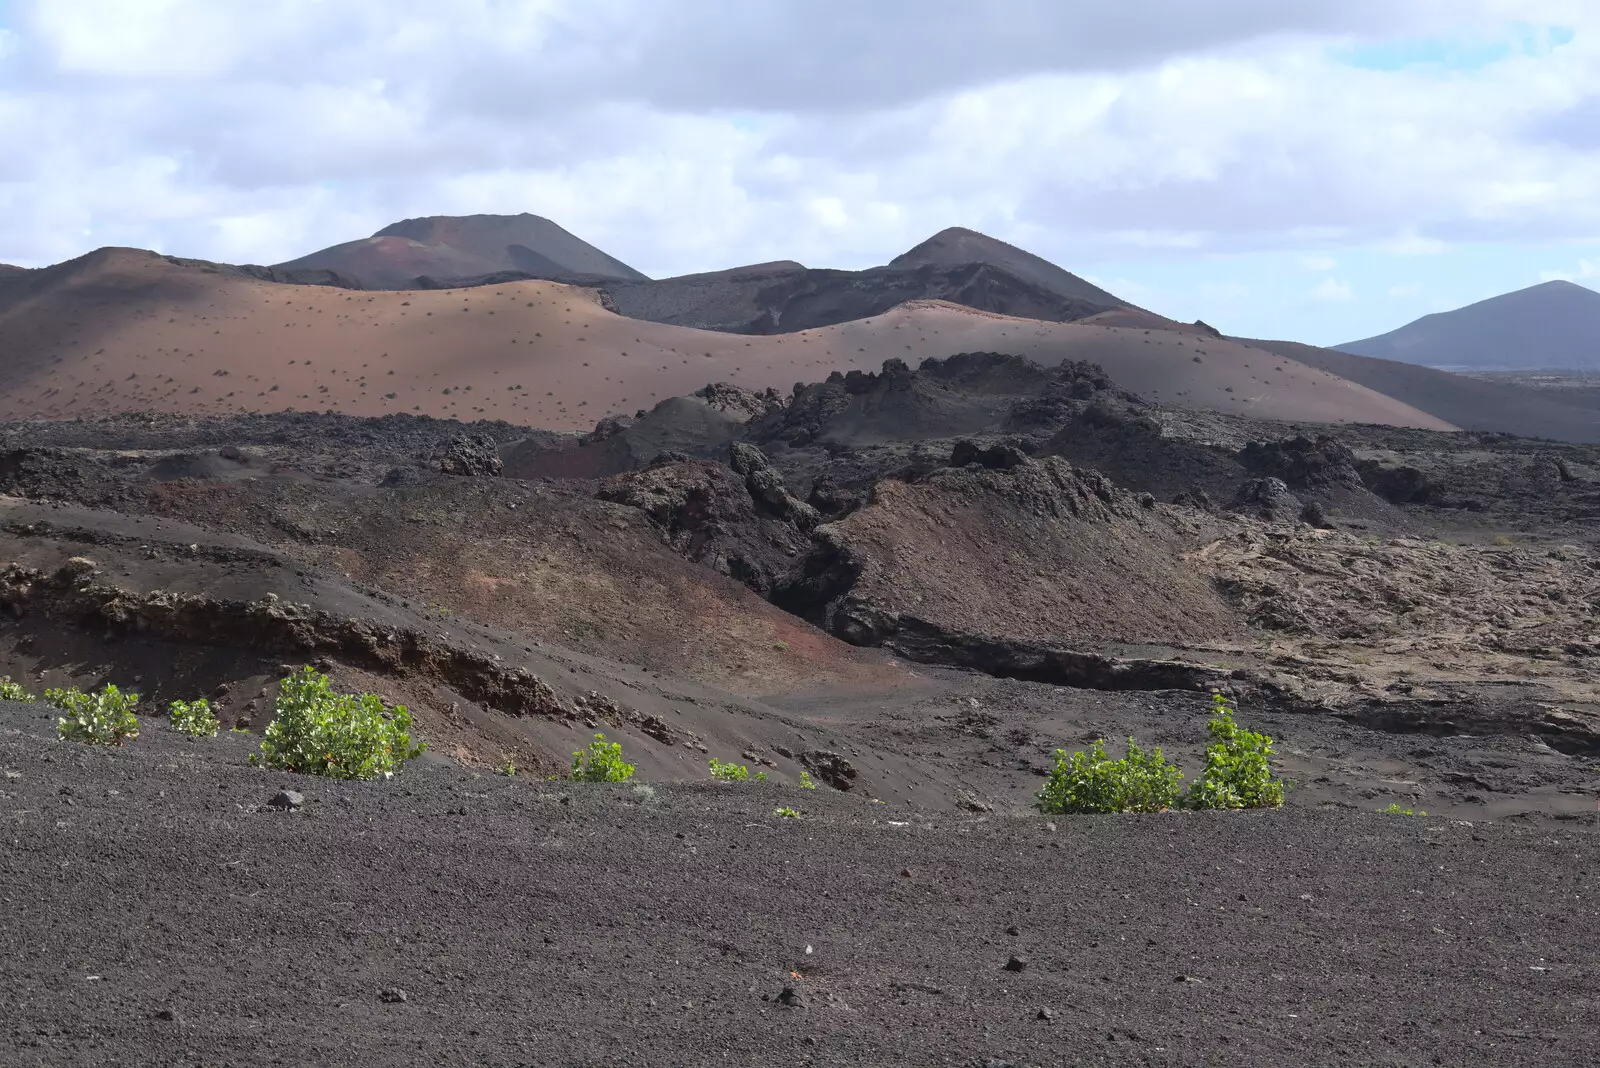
[{"xmin": 2, "ymin": 699, "xmax": 1596, "ymax": 1068}]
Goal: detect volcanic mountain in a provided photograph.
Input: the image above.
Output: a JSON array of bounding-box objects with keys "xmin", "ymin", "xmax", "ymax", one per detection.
[
  {"xmin": 0, "ymin": 247, "xmax": 1451, "ymax": 431},
  {"xmin": 1335, "ymin": 279, "xmax": 1600, "ymax": 371},
  {"xmin": 603, "ymin": 227, "xmax": 1136, "ymax": 334},
  {"xmin": 273, "ymin": 213, "xmax": 647, "ymax": 288}
]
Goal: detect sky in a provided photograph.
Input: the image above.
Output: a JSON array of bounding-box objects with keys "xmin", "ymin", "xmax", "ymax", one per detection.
[{"xmin": 4, "ymin": 0, "xmax": 1600, "ymax": 346}]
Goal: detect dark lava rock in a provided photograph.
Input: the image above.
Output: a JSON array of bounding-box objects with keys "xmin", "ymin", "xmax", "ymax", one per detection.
[
  {"xmin": 1359, "ymin": 461, "xmax": 1435, "ymax": 505},
  {"xmin": 1173, "ymin": 488, "xmax": 1216, "ymax": 512},
  {"xmin": 1003, "ymin": 955, "xmax": 1028, "ymax": 973},
  {"xmin": 1229, "ymin": 477, "xmax": 1302, "ymax": 521},
  {"xmin": 267, "ymin": 789, "xmax": 304, "ymax": 810},
  {"xmin": 438, "ymin": 434, "xmax": 503, "ymax": 477},
  {"xmin": 1300, "ymin": 500, "xmax": 1331, "ymax": 528},
  {"xmin": 950, "ymin": 440, "xmax": 1029, "ymax": 470},
  {"xmin": 1239, "ymin": 435, "xmax": 1362, "ymax": 490},
  {"xmin": 597, "ymin": 458, "xmax": 815, "ymax": 595},
  {"xmin": 775, "ymin": 985, "xmax": 805, "ymax": 1008},
  {"xmin": 379, "ymin": 987, "xmax": 408, "ymax": 1004},
  {"xmin": 729, "ymin": 442, "xmax": 819, "ymax": 528},
  {"xmin": 797, "ymin": 750, "xmax": 857, "ymax": 791}
]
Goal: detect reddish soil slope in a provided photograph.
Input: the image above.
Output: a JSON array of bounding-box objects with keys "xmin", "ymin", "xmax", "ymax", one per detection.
[{"xmin": 0, "ymin": 249, "xmax": 1452, "ymax": 431}]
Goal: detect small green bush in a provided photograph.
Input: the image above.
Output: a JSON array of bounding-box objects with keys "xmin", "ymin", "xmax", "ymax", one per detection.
[
  {"xmin": 0, "ymin": 676, "xmax": 34, "ymax": 702},
  {"xmin": 1379, "ymin": 802, "xmax": 1426, "ymax": 816},
  {"xmin": 1037, "ymin": 736, "xmax": 1183, "ymax": 814},
  {"xmin": 249, "ymin": 666, "xmax": 424, "ymax": 780},
  {"xmin": 773, "ymin": 806, "xmax": 802, "ymax": 819},
  {"xmin": 797, "ymin": 770, "xmax": 818, "ymax": 790},
  {"xmin": 497, "ymin": 756, "xmax": 517, "ymax": 777},
  {"xmin": 49, "ymin": 684, "xmax": 140, "ymax": 747},
  {"xmin": 1185, "ymin": 693, "xmax": 1284, "ymax": 810},
  {"xmin": 708, "ymin": 757, "xmax": 750, "ymax": 782},
  {"xmin": 168, "ymin": 698, "xmax": 220, "ymax": 738},
  {"xmin": 571, "ymin": 732, "xmax": 635, "ymax": 783}
]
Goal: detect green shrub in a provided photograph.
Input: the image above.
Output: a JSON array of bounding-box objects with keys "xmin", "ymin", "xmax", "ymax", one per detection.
[
  {"xmin": 571, "ymin": 732, "xmax": 635, "ymax": 783},
  {"xmin": 0, "ymin": 676, "xmax": 33, "ymax": 702},
  {"xmin": 708, "ymin": 757, "xmax": 750, "ymax": 782},
  {"xmin": 49, "ymin": 684, "xmax": 140, "ymax": 746},
  {"xmin": 1037, "ymin": 736, "xmax": 1183, "ymax": 814},
  {"xmin": 168, "ymin": 698, "xmax": 220, "ymax": 738},
  {"xmin": 1184, "ymin": 693, "xmax": 1284, "ymax": 810},
  {"xmin": 248, "ymin": 666, "xmax": 424, "ymax": 780},
  {"xmin": 497, "ymin": 756, "xmax": 517, "ymax": 777},
  {"xmin": 1379, "ymin": 802, "xmax": 1426, "ymax": 816},
  {"xmin": 773, "ymin": 806, "xmax": 802, "ymax": 819},
  {"xmin": 797, "ymin": 770, "xmax": 818, "ymax": 790}
]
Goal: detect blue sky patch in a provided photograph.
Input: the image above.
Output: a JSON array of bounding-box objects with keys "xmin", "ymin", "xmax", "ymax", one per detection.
[{"xmin": 1333, "ymin": 24, "xmax": 1574, "ymax": 73}]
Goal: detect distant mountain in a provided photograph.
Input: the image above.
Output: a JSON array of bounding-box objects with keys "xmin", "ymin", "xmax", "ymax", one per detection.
[
  {"xmin": 888, "ymin": 227, "xmax": 1124, "ymax": 307},
  {"xmin": 274, "ymin": 213, "xmax": 646, "ymax": 288},
  {"xmin": 1235, "ymin": 336, "xmax": 1600, "ymax": 444},
  {"xmin": 1336, "ymin": 280, "xmax": 1600, "ymax": 371},
  {"xmin": 604, "ymin": 228, "xmax": 1134, "ymax": 334}
]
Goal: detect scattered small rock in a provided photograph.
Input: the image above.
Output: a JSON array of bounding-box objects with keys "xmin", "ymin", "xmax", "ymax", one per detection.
[
  {"xmin": 379, "ymin": 987, "xmax": 408, "ymax": 1004},
  {"xmin": 267, "ymin": 789, "xmax": 304, "ymax": 810},
  {"xmin": 153, "ymin": 1008, "xmax": 179, "ymax": 1022},
  {"xmin": 1036, "ymin": 1007, "xmax": 1054, "ymax": 1021},
  {"xmin": 1003, "ymin": 955, "xmax": 1028, "ymax": 973},
  {"xmin": 1174, "ymin": 974, "xmax": 1203, "ymax": 984},
  {"xmin": 776, "ymin": 985, "xmax": 805, "ymax": 1008},
  {"xmin": 1005, "ymin": 925, "xmax": 1021, "ymax": 936}
]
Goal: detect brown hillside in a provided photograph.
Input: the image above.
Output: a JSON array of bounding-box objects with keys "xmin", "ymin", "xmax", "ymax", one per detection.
[{"xmin": 0, "ymin": 248, "xmax": 1451, "ymax": 431}]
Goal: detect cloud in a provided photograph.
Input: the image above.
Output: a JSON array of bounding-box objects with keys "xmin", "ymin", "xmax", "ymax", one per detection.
[
  {"xmin": 1311, "ymin": 278, "xmax": 1355, "ymax": 300},
  {"xmin": 2, "ymin": 0, "xmax": 1600, "ymax": 323},
  {"xmin": 1539, "ymin": 257, "xmax": 1600, "ymax": 281}
]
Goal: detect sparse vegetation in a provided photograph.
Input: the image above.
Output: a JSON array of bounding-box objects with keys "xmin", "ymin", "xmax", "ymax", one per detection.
[
  {"xmin": 1184, "ymin": 693, "xmax": 1285, "ymax": 811},
  {"xmin": 773, "ymin": 806, "xmax": 802, "ymax": 819},
  {"xmin": 709, "ymin": 757, "xmax": 750, "ymax": 781},
  {"xmin": 0, "ymin": 675, "xmax": 34, "ymax": 702},
  {"xmin": 571, "ymin": 732, "xmax": 635, "ymax": 783},
  {"xmin": 1036, "ymin": 736, "xmax": 1183, "ymax": 814},
  {"xmin": 1036, "ymin": 693, "xmax": 1285, "ymax": 815},
  {"xmin": 249, "ymin": 666, "xmax": 424, "ymax": 780},
  {"xmin": 798, "ymin": 770, "xmax": 818, "ymax": 790},
  {"xmin": 168, "ymin": 698, "xmax": 220, "ymax": 737},
  {"xmin": 49, "ymin": 684, "xmax": 140, "ymax": 747},
  {"xmin": 497, "ymin": 756, "xmax": 517, "ymax": 777},
  {"xmin": 1379, "ymin": 802, "xmax": 1427, "ymax": 816}
]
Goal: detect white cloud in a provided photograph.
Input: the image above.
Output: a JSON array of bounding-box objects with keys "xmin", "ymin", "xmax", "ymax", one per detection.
[
  {"xmin": 1, "ymin": 0, "xmax": 1600, "ymax": 321},
  {"xmin": 1539, "ymin": 257, "xmax": 1600, "ymax": 281},
  {"xmin": 1311, "ymin": 278, "xmax": 1355, "ymax": 300}
]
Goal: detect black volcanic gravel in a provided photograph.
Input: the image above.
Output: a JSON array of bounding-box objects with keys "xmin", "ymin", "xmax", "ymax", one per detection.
[{"xmin": 2, "ymin": 699, "xmax": 1596, "ymax": 1067}]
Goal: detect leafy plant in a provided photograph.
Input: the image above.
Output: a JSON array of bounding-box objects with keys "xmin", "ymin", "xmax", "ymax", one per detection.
[
  {"xmin": 773, "ymin": 806, "xmax": 802, "ymax": 819},
  {"xmin": 797, "ymin": 770, "xmax": 818, "ymax": 790},
  {"xmin": 0, "ymin": 675, "xmax": 34, "ymax": 702},
  {"xmin": 1379, "ymin": 802, "xmax": 1426, "ymax": 816},
  {"xmin": 571, "ymin": 732, "xmax": 635, "ymax": 783},
  {"xmin": 497, "ymin": 756, "xmax": 518, "ymax": 777},
  {"xmin": 168, "ymin": 698, "xmax": 220, "ymax": 738},
  {"xmin": 1036, "ymin": 736, "xmax": 1183, "ymax": 814},
  {"xmin": 708, "ymin": 758, "xmax": 751, "ymax": 782},
  {"xmin": 249, "ymin": 666, "xmax": 424, "ymax": 781},
  {"xmin": 49, "ymin": 684, "xmax": 140, "ymax": 747},
  {"xmin": 1184, "ymin": 693, "xmax": 1284, "ymax": 811}
]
